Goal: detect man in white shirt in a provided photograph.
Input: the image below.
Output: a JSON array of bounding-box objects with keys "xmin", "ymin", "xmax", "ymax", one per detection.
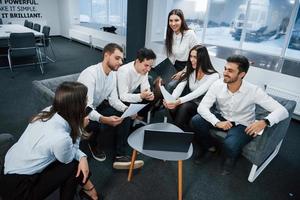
[
  {"xmin": 117, "ymin": 48, "xmax": 156, "ymax": 120},
  {"xmin": 78, "ymin": 43, "xmax": 143, "ymax": 170},
  {"xmin": 191, "ymin": 55, "xmax": 289, "ymax": 175}
]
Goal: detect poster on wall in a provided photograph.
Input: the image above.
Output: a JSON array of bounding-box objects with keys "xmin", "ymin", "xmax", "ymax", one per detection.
[{"xmin": 0, "ymin": 0, "xmax": 42, "ymax": 22}]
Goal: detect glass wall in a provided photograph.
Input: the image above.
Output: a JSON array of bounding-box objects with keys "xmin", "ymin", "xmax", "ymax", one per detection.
[
  {"xmin": 79, "ymin": 0, "xmax": 127, "ymax": 36},
  {"xmin": 146, "ymin": 0, "xmax": 300, "ymax": 76},
  {"xmin": 242, "ymin": 0, "xmax": 294, "ymax": 56},
  {"xmin": 172, "ymin": 0, "xmax": 206, "ymax": 39},
  {"xmin": 204, "ymin": 0, "xmax": 247, "ymax": 49},
  {"xmin": 286, "ymin": 7, "xmax": 300, "ymax": 60}
]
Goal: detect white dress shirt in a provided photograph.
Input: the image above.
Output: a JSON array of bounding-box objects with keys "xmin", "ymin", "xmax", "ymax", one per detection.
[
  {"xmin": 78, "ymin": 63, "xmax": 127, "ymax": 122},
  {"xmin": 198, "ymin": 79, "xmax": 289, "ymax": 127},
  {"xmin": 4, "ymin": 113, "xmax": 86, "ymax": 175},
  {"xmin": 168, "ymin": 29, "xmax": 198, "ymax": 64},
  {"xmin": 172, "ymin": 72, "xmax": 219, "ymax": 104},
  {"xmin": 117, "ymin": 61, "xmax": 150, "ymax": 103}
]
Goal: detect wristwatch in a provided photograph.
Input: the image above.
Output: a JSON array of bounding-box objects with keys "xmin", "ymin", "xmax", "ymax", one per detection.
[{"xmin": 263, "ymin": 118, "xmax": 270, "ymax": 126}]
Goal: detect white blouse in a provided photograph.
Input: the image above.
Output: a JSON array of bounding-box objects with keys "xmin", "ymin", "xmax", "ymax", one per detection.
[
  {"xmin": 168, "ymin": 29, "xmax": 198, "ymax": 64},
  {"xmin": 172, "ymin": 72, "xmax": 219, "ymax": 104}
]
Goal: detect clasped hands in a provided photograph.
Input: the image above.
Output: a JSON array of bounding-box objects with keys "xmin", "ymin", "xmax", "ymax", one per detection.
[
  {"xmin": 163, "ymin": 99, "xmax": 181, "ymax": 110},
  {"xmin": 140, "ymin": 89, "xmax": 154, "ymax": 101}
]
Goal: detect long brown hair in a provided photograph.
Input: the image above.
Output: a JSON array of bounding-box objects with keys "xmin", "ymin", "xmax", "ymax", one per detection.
[
  {"xmin": 180, "ymin": 45, "xmax": 218, "ymax": 82},
  {"xmin": 31, "ymin": 82, "xmax": 88, "ymax": 143},
  {"xmin": 165, "ymin": 9, "xmax": 189, "ymax": 57}
]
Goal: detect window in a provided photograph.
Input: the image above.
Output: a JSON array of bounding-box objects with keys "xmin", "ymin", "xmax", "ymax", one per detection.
[
  {"xmin": 286, "ymin": 7, "xmax": 300, "ymax": 60},
  {"xmin": 79, "ymin": 0, "xmax": 127, "ymax": 36},
  {"xmin": 146, "ymin": 0, "xmax": 300, "ymax": 77}
]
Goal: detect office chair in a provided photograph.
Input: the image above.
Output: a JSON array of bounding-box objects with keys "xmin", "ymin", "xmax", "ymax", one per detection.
[
  {"xmin": 37, "ymin": 26, "xmax": 56, "ymax": 62},
  {"xmin": 26, "ymin": 21, "xmax": 33, "ymax": 29},
  {"xmin": 33, "ymin": 23, "xmax": 41, "ymax": 32},
  {"xmin": 0, "ymin": 18, "xmax": 3, "ymax": 25},
  {"xmin": 8, "ymin": 32, "xmax": 44, "ymax": 75}
]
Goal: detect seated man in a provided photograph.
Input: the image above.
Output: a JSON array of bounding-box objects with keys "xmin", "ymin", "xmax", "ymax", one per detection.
[
  {"xmin": 78, "ymin": 43, "xmax": 143, "ymax": 170},
  {"xmin": 117, "ymin": 48, "xmax": 156, "ymax": 121},
  {"xmin": 191, "ymin": 55, "xmax": 289, "ymax": 175}
]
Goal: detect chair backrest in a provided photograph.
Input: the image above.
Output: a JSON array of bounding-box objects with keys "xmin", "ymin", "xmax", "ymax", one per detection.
[
  {"xmin": 24, "ymin": 19, "xmax": 29, "ymax": 27},
  {"xmin": 0, "ymin": 18, "xmax": 3, "ymax": 25},
  {"xmin": 9, "ymin": 32, "xmax": 37, "ymax": 57},
  {"xmin": 42, "ymin": 26, "xmax": 50, "ymax": 38},
  {"xmin": 27, "ymin": 21, "xmax": 33, "ymax": 29},
  {"xmin": 33, "ymin": 23, "xmax": 41, "ymax": 32}
]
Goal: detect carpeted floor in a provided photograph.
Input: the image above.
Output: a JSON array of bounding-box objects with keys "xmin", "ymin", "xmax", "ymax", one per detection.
[{"xmin": 0, "ymin": 37, "xmax": 299, "ymax": 200}]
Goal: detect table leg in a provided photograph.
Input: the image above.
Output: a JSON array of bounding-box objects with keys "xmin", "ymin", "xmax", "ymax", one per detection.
[
  {"xmin": 178, "ymin": 160, "xmax": 183, "ymax": 200},
  {"xmin": 127, "ymin": 149, "xmax": 137, "ymax": 182}
]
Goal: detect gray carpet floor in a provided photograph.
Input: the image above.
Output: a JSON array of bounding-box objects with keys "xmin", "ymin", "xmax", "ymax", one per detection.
[{"xmin": 0, "ymin": 37, "xmax": 299, "ymax": 200}]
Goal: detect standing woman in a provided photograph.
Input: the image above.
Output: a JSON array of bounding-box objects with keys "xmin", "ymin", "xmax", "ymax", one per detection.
[
  {"xmin": 165, "ymin": 9, "xmax": 199, "ymax": 83},
  {"xmin": 163, "ymin": 45, "xmax": 219, "ymax": 131},
  {"xmin": 0, "ymin": 82, "xmax": 99, "ymax": 200}
]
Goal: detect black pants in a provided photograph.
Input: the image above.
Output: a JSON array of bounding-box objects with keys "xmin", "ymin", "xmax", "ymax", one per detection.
[
  {"xmin": 169, "ymin": 101, "xmax": 198, "ymax": 131},
  {"xmin": 0, "ymin": 160, "xmax": 81, "ymax": 200},
  {"xmin": 85, "ymin": 101, "xmax": 131, "ymax": 156}
]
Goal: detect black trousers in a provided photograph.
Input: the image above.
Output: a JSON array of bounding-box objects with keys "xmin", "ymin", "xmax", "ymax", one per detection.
[
  {"xmin": 85, "ymin": 100, "xmax": 131, "ymax": 156},
  {"xmin": 169, "ymin": 101, "xmax": 198, "ymax": 131},
  {"xmin": 0, "ymin": 160, "xmax": 82, "ymax": 200}
]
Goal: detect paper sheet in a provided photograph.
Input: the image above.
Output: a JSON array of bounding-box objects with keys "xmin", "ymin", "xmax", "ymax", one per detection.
[
  {"xmin": 121, "ymin": 103, "xmax": 148, "ymax": 118},
  {"xmin": 159, "ymin": 85, "xmax": 176, "ymax": 103}
]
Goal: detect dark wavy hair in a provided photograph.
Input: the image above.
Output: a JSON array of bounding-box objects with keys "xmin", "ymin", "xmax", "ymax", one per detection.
[
  {"xmin": 181, "ymin": 45, "xmax": 218, "ymax": 82},
  {"xmin": 165, "ymin": 9, "xmax": 189, "ymax": 57},
  {"xmin": 31, "ymin": 82, "xmax": 88, "ymax": 143}
]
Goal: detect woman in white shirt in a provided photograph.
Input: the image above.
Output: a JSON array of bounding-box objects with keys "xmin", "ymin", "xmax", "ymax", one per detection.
[
  {"xmin": 0, "ymin": 82, "xmax": 99, "ymax": 200},
  {"xmin": 165, "ymin": 9, "xmax": 198, "ymax": 84},
  {"xmin": 164, "ymin": 45, "xmax": 219, "ymax": 131}
]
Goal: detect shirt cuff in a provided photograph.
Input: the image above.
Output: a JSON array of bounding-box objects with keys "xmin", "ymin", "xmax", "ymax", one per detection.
[
  {"xmin": 89, "ymin": 110, "xmax": 102, "ymax": 122},
  {"xmin": 76, "ymin": 150, "xmax": 87, "ymax": 161}
]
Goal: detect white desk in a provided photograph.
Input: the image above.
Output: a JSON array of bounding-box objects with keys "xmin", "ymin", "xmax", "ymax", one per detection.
[{"xmin": 0, "ymin": 24, "xmax": 43, "ymax": 39}]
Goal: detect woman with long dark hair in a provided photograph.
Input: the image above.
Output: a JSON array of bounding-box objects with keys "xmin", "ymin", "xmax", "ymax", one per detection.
[
  {"xmin": 0, "ymin": 82, "xmax": 99, "ymax": 200},
  {"xmin": 163, "ymin": 45, "xmax": 219, "ymax": 131},
  {"xmin": 165, "ymin": 9, "xmax": 198, "ymax": 83}
]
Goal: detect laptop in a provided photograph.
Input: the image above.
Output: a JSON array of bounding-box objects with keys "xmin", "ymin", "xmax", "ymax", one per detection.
[
  {"xmin": 150, "ymin": 58, "xmax": 176, "ymax": 83},
  {"xmin": 142, "ymin": 129, "xmax": 194, "ymax": 153}
]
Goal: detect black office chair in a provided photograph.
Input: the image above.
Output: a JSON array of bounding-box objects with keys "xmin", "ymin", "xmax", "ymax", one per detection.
[
  {"xmin": 0, "ymin": 18, "xmax": 3, "ymax": 25},
  {"xmin": 24, "ymin": 19, "xmax": 28, "ymax": 27},
  {"xmin": 8, "ymin": 32, "xmax": 44, "ymax": 75},
  {"xmin": 37, "ymin": 26, "xmax": 56, "ymax": 62},
  {"xmin": 25, "ymin": 21, "xmax": 33, "ymax": 29},
  {"xmin": 33, "ymin": 23, "xmax": 41, "ymax": 32}
]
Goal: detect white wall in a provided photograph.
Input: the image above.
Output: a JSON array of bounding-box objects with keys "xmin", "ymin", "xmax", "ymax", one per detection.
[{"xmin": 0, "ymin": 0, "xmax": 61, "ymax": 35}]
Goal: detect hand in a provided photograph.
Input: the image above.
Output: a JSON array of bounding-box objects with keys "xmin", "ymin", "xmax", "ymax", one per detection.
[
  {"xmin": 140, "ymin": 89, "xmax": 154, "ymax": 100},
  {"xmin": 83, "ymin": 116, "xmax": 89, "ymax": 128},
  {"xmin": 163, "ymin": 99, "xmax": 180, "ymax": 109},
  {"xmin": 131, "ymin": 113, "xmax": 138, "ymax": 119},
  {"xmin": 100, "ymin": 116, "xmax": 123, "ymax": 127},
  {"xmin": 245, "ymin": 120, "xmax": 267, "ymax": 137},
  {"xmin": 171, "ymin": 71, "xmax": 184, "ymax": 80},
  {"xmin": 215, "ymin": 121, "xmax": 234, "ymax": 131},
  {"xmin": 76, "ymin": 156, "xmax": 89, "ymax": 184}
]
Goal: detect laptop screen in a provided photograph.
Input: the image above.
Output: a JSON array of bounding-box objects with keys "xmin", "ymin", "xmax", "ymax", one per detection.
[{"xmin": 143, "ymin": 129, "xmax": 194, "ymax": 153}]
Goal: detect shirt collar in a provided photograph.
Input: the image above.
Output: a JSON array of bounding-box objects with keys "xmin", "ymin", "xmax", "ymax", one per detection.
[{"xmin": 225, "ymin": 80, "xmax": 247, "ymax": 94}]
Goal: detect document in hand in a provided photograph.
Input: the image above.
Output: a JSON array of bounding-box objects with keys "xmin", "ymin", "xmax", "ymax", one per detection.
[
  {"xmin": 121, "ymin": 103, "xmax": 148, "ymax": 118},
  {"xmin": 159, "ymin": 85, "xmax": 176, "ymax": 103}
]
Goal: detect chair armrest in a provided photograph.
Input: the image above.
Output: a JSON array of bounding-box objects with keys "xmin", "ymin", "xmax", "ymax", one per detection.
[{"xmin": 243, "ymin": 99, "xmax": 296, "ymax": 165}]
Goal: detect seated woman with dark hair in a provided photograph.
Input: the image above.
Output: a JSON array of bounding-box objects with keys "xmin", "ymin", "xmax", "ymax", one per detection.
[
  {"xmin": 0, "ymin": 82, "xmax": 99, "ymax": 200},
  {"xmin": 163, "ymin": 45, "xmax": 219, "ymax": 131}
]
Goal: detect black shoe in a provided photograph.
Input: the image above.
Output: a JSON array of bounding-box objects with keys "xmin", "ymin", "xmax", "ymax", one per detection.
[
  {"xmin": 221, "ymin": 157, "xmax": 236, "ymax": 175},
  {"xmin": 88, "ymin": 144, "xmax": 106, "ymax": 162},
  {"xmin": 113, "ymin": 155, "xmax": 144, "ymax": 170},
  {"xmin": 78, "ymin": 186, "xmax": 103, "ymax": 200},
  {"xmin": 193, "ymin": 149, "xmax": 212, "ymax": 165}
]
